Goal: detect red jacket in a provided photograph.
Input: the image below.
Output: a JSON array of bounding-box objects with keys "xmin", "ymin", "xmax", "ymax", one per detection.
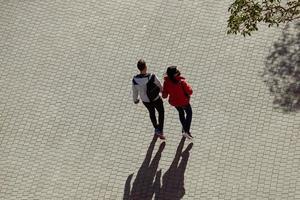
[{"xmin": 162, "ymin": 76, "xmax": 193, "ymax": 107}]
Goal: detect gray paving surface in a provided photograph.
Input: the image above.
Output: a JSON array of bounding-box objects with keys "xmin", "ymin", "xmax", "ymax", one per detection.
[{"xmin": 0, "ymin": 0, "xmax": 299, "ymax": 199}]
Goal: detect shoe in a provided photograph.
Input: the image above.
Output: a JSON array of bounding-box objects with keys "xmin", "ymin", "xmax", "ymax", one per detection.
[
  {"xmin": 182, "ymin": 132, "xmax": 188, "ymax": 138},
  {"xmin": 154, "ymin": 128, "xmax": 160, "ymax": 134},
  {"xmin": 158, "ymin": 134, "xmax": 166, "ymax": 140},
  {"xmin": 186, "ymin": 132, "xmax": 193, "ymax": 139},
  {"xmin": 156, "ymin": 131, "xmax": 165, "ymax": 140},
  {"xmin": 183, "ymin": 132, "xmax": 193, "ymax": 139},
  {"xmin": 182, "ymin": 128, "xmax": 185, "ymax": 137}
]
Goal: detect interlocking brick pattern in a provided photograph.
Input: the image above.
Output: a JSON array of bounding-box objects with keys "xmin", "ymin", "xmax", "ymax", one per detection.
[{"xmin": 0, "ymin": 0, "xmax": 299, "ymax": 199}]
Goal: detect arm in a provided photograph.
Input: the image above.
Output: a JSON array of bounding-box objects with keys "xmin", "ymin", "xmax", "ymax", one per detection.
[
  {"xmin": 182, "ymin": 80, "xmax": 193, "ymax": 96},
  {"xmin": 132, "ymin": 79, "xmax": 139, "ymax": 103},
  {"xmin": 162, "ymin": 81, "xmax": 168, "ymax": 99}
]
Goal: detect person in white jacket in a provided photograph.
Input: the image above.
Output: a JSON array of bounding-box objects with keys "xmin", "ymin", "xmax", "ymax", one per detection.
[{"xmin": 132, "ymin": 59, "xmax": 165, "ymax": 140}]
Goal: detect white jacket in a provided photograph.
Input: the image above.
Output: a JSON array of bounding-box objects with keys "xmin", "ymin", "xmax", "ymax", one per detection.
[{"xmin": 132, "ymin": 73, "xmax": 162, "ymax": 103}]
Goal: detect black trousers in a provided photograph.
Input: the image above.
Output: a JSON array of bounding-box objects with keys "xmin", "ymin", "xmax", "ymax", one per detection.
[
  {"xmin": 175, "ymin": 104, "xmax": 192, "ymax": 133},
  {"xmin": 143, "ymin": 97, "xmax": 164, "ymax": 132}
]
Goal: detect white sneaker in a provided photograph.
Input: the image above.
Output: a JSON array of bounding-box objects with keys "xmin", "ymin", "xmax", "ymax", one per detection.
[{"xmin": 183, "ymin": 132, "xmax": 193, "ymax": 139}]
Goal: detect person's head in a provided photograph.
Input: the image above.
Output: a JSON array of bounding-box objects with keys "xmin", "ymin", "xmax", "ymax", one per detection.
[
  {"xmin": 137, "ymin": 59, "xmax": 147, "ymax": 73},
  {"xmin": 166, "ymin": 66, "xmax": 180, "ymax": 83}
]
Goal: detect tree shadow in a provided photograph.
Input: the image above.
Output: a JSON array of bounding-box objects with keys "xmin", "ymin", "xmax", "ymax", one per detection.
[
  {"xmin": 123, "ymin": 135, "xmax": 165, "ymax": 200},
  {"xmin": 156, "ymin": 137, "xmax": 193, "ymax": 200},
  {"xmin": 263, "ymin": 21, "xmax": 300, "ymax": 112}
]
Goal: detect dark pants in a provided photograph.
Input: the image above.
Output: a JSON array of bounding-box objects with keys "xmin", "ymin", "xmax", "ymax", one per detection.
[
  {"xmin": 143, "ymin": 98, "xmax": 164, "ymax": 132},
  {"xmin": 175, "ymin": 104, "xmax": 192, "ymax": 133}
]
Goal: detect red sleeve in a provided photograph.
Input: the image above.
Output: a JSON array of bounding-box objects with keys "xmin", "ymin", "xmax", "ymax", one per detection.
[
  {"xmin": 182, "ymin": 80, "xmax": 193, "ymax": 96},
  {"xmin": 162, "ymin": 81, "xmax": 168, "ymax": 98}
]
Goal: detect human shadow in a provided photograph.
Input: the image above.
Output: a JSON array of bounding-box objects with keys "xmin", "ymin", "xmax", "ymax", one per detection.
[
  {"xmin": 156, "ymin": 137, "xmax": 193, "ymax": 200},
  {"xmin": 123, "ymin": 135, "xmax": 165, "ymax": 200},
  {"xmin": 263, "ymin": 21, "xmax": 300, "ymax": 112}
]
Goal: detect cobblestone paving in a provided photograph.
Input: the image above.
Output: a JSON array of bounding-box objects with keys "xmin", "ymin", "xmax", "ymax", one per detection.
[{"xmin": 0, "ymin": 0, "xmax": 299, "ymax": 199}]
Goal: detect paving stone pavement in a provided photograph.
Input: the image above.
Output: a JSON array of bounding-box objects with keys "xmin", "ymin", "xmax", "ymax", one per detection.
[{"xmin": 0, "ymin": 0, "xmax": 299, "ymax": 199}]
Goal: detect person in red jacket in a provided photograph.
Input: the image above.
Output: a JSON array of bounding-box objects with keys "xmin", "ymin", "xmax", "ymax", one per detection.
[{"xmin": 162, "ymin": 66, "xmax": 193, "ymax": 139}]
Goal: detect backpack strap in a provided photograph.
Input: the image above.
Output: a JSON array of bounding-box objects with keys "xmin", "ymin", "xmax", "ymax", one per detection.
[
  {"xmin": 150, "ymin": 74, "xmax": 155, "ymax": 82},
  {"xmin": 147, "ymin": 73, "xmax": 155, "ymax": 82}
]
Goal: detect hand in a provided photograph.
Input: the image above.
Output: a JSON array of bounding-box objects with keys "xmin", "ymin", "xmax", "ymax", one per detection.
[{"xmin": 134, "ymin": 99, "xmax": 140, "ymax": 104}]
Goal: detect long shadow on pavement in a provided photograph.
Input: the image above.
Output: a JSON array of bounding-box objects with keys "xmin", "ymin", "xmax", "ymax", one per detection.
[
  {"xmin": 156, "ymin": 137, "xmax": 193, "ymax": 200},
  {"xmin": 123, "ymin": 135, "xmax": 165, "ymax": 200},
  {"xmin": 263, "ymin": 22, "xmax": 300, "ymax": 112}
]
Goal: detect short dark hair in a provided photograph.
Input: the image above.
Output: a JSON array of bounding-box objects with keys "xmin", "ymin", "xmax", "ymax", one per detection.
[
  {"xmin": 167, "ymin": 66, "xmax": 180, "ymax": 83},
  {"xmin": 167, "ymin": 66, "xmax": 178, "ymax": 77},
  {"xmin": 137, "ymin": 59, "xmax": 146, "ymax": 71}
]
